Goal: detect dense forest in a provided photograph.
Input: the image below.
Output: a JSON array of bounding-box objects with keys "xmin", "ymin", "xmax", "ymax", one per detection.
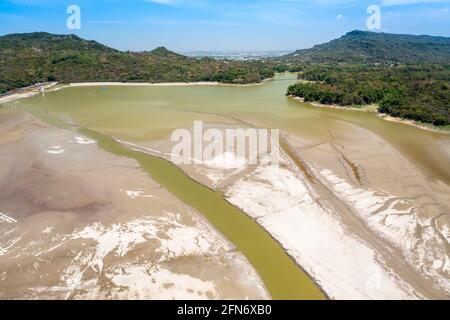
[
  {"xmin": 286, "ymin": 64, "xmax": 450, "ymax": 126},
  {"xmin": 0, "ymin": 32, "xmax": 274, "ymax": 94},
  {"xmin": 281, "ymin": 30, "xmax": 450, "ymax": 127},
  {"xmin": 2, "ymin": 30, "xmax": 450, "ymax": 127},
  {"xmin": 281, "ymin": 30, "xmax": 450, "ymax": 65}
]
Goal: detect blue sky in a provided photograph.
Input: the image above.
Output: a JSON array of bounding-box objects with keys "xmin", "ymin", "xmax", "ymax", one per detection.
[{"xmin": 1, "ymin": 0, "xmax": 450, "ymax": 51}]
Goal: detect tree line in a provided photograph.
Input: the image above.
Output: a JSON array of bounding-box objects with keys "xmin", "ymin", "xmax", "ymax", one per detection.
[
  {"xmin": 286, "ymin": 64, "xmax": 450, "ymax": 126},
  {"xmin": 0, "ymin": 33, "xmax": 274, "ymax": 94}
]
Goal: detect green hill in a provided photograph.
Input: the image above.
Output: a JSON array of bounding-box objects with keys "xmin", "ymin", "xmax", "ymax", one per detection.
[
  {"xmin": 281, "ymin": 31, "xmax": 450, "ymax": 126},
  {"xmin": 287, "ymin": 64, "xmax": 450, "ymax": 126},
  {"xmin": 0, "ymin": 32, "xmax": 274, "ymax": 93},
  {"xmin": 283, "ymin": 30, "xmax": 450, "ymax": 64}
]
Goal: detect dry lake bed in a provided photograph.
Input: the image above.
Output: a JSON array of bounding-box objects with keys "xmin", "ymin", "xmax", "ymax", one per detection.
[{"xmin": 0, "ymin": 73, "xmax": 449, "ymax": 300}]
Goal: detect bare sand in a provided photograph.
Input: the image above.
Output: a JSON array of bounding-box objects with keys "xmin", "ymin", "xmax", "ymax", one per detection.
[
  {"xmin": 67, "ymin": 81, "xmax": 220, "ymax": 87},
  {"xmin": 2, "ymin": 91, "xmax": 448, "ymax": 299},
  {"xmin": 127, "ymin": 120, "xmax": 450, "ymax": 299},
  {"xmin": 56, "ymin": 79, "xmax": 273, "ymax": 90},
  {"xmin": 378, "ymin": 114, "xmax": 450, "ymax": 134},
  {"xmin": 0, "ymin": 109, "xmax": 269, "ymax": 300},
  {"xmin": 292, "ymin": 97, "xmax": 378, "ymax": 113},
  {"xmin": 291, "ymin": 96, "xmax": 450, "ymax": 135},
  {"xmin": 0, "ymin": 83, "xmax": 58, "ymax": 104},
  {"xmin": 285, "ymin": 123, "xmax": 450, "ymax": 299}
]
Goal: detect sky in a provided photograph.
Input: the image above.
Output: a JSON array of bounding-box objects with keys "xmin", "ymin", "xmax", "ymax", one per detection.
[{"xmin": 1, "ymin": 0, "xmax": 450, "ymax": 52}]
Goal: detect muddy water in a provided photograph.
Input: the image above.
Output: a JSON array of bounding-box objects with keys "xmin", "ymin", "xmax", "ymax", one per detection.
[
  {"xmin": 1, "ymin": 102, "xmax": 325, "ymax": 299},
  {"xmin": 20, "ymin": 73, "xmax": 450, "ymax": 184},
  {"xmin": 80, "ymin": 128, "xmax": 325, "ymax": 300},
  {"xmin": 10, "ymin": 73, "xmax": 450, "ymax": 299}
]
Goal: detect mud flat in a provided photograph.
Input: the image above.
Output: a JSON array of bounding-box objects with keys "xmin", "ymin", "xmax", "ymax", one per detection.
[
  {"xmin": 378, "ymin": 114, "xmax": 450, "ymax": 135},
  {"xmin": 141, "ymin": 120, "xmax": 450, "ymax": 300},
  {"xmin": 79, "ymin": 128, "xmax": 326, "ymax": 300},
  {"xmin": 291, "ymin": 96, "xmax": 450, "ymax": 135},
  {"xmin": 295, "ymin": 123, "xmax": 450, "ymax": 299},
  {"xmin": 7, "ymin": 73, "xmax": 449, "ymax": 299},
  {"xmin": 234, "ymin": 127, "xmax": 449, "ymax": 299},
  {"xmin": 0, "ymin": 109, "xmax": 269, "ymax": 300},
  {"xmin": 292, "ymin": 97, "xmax": 379, "ymax": 113}
]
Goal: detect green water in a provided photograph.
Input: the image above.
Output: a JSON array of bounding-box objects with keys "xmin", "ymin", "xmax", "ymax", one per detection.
[
  {"xmin": 80, "ymin": 128, "xmax": 325, "ymax": 300},
  {"xmin": 10, "ymin": 73, "xmax": 450, "ymax": 299},
  {"xmin": 21, "ymin": 73, "xmax": 450, "ymax": 183},
  {"xmin": 6, "ymin": 96, "xmax": 327, "ymax": 299}
]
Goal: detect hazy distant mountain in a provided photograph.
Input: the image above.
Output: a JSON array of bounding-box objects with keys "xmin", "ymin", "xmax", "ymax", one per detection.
[
  {"xmin": 0, "ymin": 32, "xmax": 273, "ymax": 93},
  {"xmin": 283, "ymin": 30, "xmax": 450, "ymax": 64}
]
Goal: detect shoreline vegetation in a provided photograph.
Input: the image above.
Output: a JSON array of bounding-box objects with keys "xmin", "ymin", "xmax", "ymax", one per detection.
[
  {"xmin": 0, "ymin": 32, "xmax": 275, "ymax": 94},
  {"xmin": 290, "ymin": 96, "xmax": 450, "ymax": 135},
  {"xmin": 278, "ymin": 31, "xmax": 450, "ymax": 129},
  {"xmin": 2, "ymin": 78, "xmax": 448, "ymax": 136},
  {"xmin": 286, "ymin": 64, "xmax": 450, "ymax": 130},
  {"xmin": 2, "ymin": 30, "xmax": 450, "ymax": 132}
]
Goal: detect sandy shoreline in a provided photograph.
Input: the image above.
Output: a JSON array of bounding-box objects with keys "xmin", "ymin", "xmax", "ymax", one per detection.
[
  {"xmin": 0, "ymin": 81, "xmax": 261, "ymax": 105},
  {"xmin": 0, "ymin": 78, "xmax": 275, "ymax": 105},
  {"xmin": 0, "ymin": 82, "xmax": 58, "ymax": 104},
  {"xmin": 291, "ymin": 96, "xmax": 450, "ymax": 135},
  {"xmin": 67, "ymin": 79, "xmax": 273, "ymax": 88},
  {"xmin": 68, "ymin": 81, "xmax": 220, "ymax": 87},
  {"xmin": 378, "ymin": 114, "xmax": 450, "ymax": 134},
  {"xmin": 292, "ymin": 96, "xmax": 378, "ymax": 113}
]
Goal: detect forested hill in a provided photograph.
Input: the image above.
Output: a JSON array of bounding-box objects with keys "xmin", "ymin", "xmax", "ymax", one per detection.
[
  {"xmin": 282, "ymin": 30, "xmax": 450, "ymax": 64},
  {"xmin": 0, "ymin": 32, "xmax": 274, "ymax": 93}
]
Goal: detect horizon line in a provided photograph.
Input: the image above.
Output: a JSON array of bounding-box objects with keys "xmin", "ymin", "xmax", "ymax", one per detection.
[{"xmin": 2, "ymin": 29, "xmax": 450, "ymax": 53}]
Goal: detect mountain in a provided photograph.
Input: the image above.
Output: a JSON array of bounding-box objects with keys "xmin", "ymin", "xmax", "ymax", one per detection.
[
  {"xmin": 282, "ymin": 30, "xmax": 450, "ymax": 64},
  {"xmin": 0, "ymin": 32, "xmax": 274, "ymax": 93},
  {"xmin": 149, "ymin": 46, "xmax": 182, "ymax": 57}
]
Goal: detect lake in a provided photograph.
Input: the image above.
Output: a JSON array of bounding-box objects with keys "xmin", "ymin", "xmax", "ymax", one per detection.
[{"xmin": 13, "ymin": 72, "xmax": 450, "ymax": 299}]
